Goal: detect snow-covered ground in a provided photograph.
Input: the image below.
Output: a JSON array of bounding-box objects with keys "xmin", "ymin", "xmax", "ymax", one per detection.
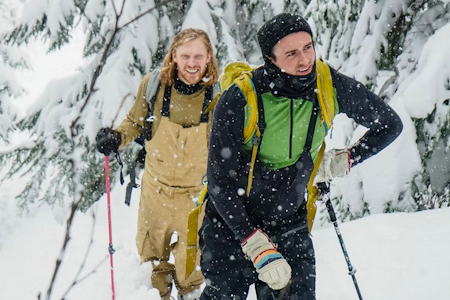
[{"xmin": 1, "ymin": 178, "xmax": 449, "ymax": 300}]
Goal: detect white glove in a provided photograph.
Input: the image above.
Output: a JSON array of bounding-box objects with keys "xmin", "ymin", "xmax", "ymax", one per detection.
[
  {"xmin": 241, "ymin": 229, "xmax": 291, "ymax": 290},
  {"xmin": 313, "ymin": 148, "xmax": 351, "ymax": 185}
]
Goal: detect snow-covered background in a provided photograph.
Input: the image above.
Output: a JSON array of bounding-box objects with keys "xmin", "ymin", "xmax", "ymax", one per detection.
[{"xmin": 1, "ymin": 0, "xmax": 449, "ymax": 299}]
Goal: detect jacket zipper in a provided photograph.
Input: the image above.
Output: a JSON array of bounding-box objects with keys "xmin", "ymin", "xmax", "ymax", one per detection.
[{"xmin": 289, "ymin": 99, "xmax": 293, "ymax": 159}]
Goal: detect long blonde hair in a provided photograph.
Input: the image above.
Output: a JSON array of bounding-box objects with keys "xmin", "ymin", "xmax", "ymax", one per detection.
[{"xmin": 160, "ymin": 28, "xmax": 220, "ymax": 87}]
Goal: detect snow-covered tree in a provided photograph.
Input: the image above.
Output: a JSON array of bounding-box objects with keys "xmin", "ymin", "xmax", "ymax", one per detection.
[
  {"xmin": 306, "ymin": 0, "xmax": 362, "ymax": 70},
  {"xmin": 0, "ymin": 0, "xmax": 25, "ymax": 143},
  {"xmin": 185, "ymin": 0, "xmax": 308, "ymax": 67},
  {"xmin": 0, "ymin": 45, "xmax": 23, "ymax": 143},
  {"xmin": 309, "ymin": 0, "xmax": 450, "ymax": 223},
  {"xmin": 396, "ymin": 1, "xmax": 450, "ymax": 211},
  {"xmin": 0, "ymin": 0, "xmax": 189, "ymax": 211},
  {"xmin": 183, "ymin": 0, "xmax": 277, "ymax": 66}
]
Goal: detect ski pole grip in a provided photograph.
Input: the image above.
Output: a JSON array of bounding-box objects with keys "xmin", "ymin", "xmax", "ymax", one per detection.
[
  {"xmin": 317, "ymin": 182, "xmax": 330, "ymax": 194},
  {"xmin": 325, "ymin": 199, "xmax": 337, "ymax": 223}
]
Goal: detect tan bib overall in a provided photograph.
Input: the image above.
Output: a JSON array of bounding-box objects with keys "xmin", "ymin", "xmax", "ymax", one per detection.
[{"xmin": 135, "ymin": 85, "xmax": 209, "ymax": 299}]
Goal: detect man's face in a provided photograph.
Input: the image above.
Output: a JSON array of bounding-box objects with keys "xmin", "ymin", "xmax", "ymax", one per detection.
[
  {"xmin": 270, "ymin": 31, "xmax": 315, "ymax": 76},
  {"xmin": 172, "ymin": 38, "xmax": 211, "ymax": 85}
]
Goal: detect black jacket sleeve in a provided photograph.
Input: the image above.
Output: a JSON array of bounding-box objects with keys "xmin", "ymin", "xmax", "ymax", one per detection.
[
  {"xmin": 331, "ymin": 68, "xmax": 403, "ymax": 166},
  {"xmin": 207, "ymin": 85, "xmax": 256, "ymax": 242}
]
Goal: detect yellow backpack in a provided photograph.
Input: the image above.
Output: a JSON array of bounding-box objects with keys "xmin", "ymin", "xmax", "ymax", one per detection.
[{"xmin": 185, "ymin": 59, "xmax": 335, "ymax": 278}]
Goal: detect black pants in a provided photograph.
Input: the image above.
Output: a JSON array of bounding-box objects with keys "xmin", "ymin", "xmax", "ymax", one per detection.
[{"xmin": 199, "ymin": 203, "xmax": 316, "ymax": 300}]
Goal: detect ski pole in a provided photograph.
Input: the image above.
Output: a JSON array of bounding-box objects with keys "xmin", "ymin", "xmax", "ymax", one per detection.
[
  {"xmin": 318, "ymin": 183, "xmax": 363, "ymax": 300},
  {"xmin": 105, "ymin": 156, "xmax": 116, "ymax": 300}
]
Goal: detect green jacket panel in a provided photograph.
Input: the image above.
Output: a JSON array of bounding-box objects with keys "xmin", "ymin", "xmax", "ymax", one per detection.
[{"xmin": 243, "ymin": 90, "xmax": 339, "ymax": 170}]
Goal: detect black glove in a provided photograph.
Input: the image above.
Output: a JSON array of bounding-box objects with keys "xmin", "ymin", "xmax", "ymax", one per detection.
[{"xmin": 95, "ymin": 128, "xmax": 122, "ymax": 156}]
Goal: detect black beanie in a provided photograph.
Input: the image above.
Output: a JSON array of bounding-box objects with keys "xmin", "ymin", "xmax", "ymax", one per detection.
[{"xmin": 257, "ymin": 13, "xmax": 313, "ymax": 57}]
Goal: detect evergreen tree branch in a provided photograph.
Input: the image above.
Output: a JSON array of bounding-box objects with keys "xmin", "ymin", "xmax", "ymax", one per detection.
[
  {"xmin": 71, "ymin": 26, "xmax": 120, "ymax": 134},
  {"xmin": 111, "ymin": 0, "xmax": 126, "ymax": 20},
  {"xmin": 111, "ymin": 0, "xmax": 119, "ymax": 17},
  {"xmin": 112, "ymin": 93, "xmax": 131, "ymax": 127},
  {"xmin": 118, "ymin": 0, "xmax": 176, "ymax": 31},
  {"xmin": 117, "ymin": 0, "xmax": 126, "ymax": 18}
]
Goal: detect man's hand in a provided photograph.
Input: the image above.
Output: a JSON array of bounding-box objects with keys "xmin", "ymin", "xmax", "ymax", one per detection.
[
  {"xmin": 241, "ymin": 229, "xmax": 291, "ymax": 290},
  {"xmin": 314, "ymin": 148, "xmax": 351, "ymax": 185},
  {"xmin": 95, "ymin": 128, "xmax": 122, "ymax": 156}
]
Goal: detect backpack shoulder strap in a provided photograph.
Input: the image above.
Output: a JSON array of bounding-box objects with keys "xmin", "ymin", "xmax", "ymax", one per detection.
[
  {"xmin": 233, "ymin": 73, "xmax": 261, "ymax": 196},
  {"xmin": 145, "ymin": 69, "xmax": 161, "ymax": 110},
  {"xmin": 234, "ymin": 73, "xmax": 259, "ymax": 144},
  {"xmin": 306, "ymin": 59, "xmax": 336, "ymax": 231},
  {"xmin": 316, "ymin": 59, "xmax": 335, "ymax": 131},
  {"xmin": 138, "ymin": 70, "xmax": 161, "ymax": 141},
  {"xmin": 200, "ymin": 86, "xmax": 214, "ymax": 123},
  {"xmin": 205, "ymin": 85, "xmax": 221, "ymax": 113}
]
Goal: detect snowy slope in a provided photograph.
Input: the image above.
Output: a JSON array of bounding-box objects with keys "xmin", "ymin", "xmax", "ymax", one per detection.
[{"xmin": 1, "ymin": 178, "xmax": 449, "ymax": 300}]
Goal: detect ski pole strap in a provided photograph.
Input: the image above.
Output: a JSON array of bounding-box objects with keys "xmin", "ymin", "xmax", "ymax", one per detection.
[
  {"xmin": 115, "ymin": 151, "xmax": 124, "ymax": 185},
  {"xmin": 124, "ymin": 161, "xmax": 138, "ymax": 206},
  {"xmin": 124, "ymin": 148, "xmax": 146, "ymax": 206}
]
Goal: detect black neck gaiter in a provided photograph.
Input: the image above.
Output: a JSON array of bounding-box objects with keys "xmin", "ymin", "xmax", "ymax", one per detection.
[
  {"xmin": 174, "ymin": 76, "xmax": 203, "ymax": 95},
  {"xmin": 263, "ymin": 57, "xmax": 317, "ymax": 99}
]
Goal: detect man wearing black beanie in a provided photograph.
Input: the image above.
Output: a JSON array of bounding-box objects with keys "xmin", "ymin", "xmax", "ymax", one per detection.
[{"xmin": 200, "ymin": 13, "xmax": 403, "ymax": 300}]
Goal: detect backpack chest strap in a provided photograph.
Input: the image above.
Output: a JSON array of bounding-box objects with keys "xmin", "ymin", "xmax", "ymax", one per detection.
[{"xmin": 303, "ymin": 97, "xmax": 320, "ymax": 154}]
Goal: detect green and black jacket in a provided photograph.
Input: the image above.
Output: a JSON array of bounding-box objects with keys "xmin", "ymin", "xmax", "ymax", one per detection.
[{"xmin": 206, "ymin": 65, "xmax": 403, "ymax": 242}]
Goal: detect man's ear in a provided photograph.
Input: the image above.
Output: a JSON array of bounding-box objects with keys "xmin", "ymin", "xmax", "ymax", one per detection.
[
  {"xmin": 206, "ymin": 51, "xmax": 212, "ymax": 63},
  {"xmin": 172, "ymin": 50, "xmax": 177, "ymax": 63},
  {"xmin": 265, "ymin": 54, "xmax": 276, "ymax": 63}
]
